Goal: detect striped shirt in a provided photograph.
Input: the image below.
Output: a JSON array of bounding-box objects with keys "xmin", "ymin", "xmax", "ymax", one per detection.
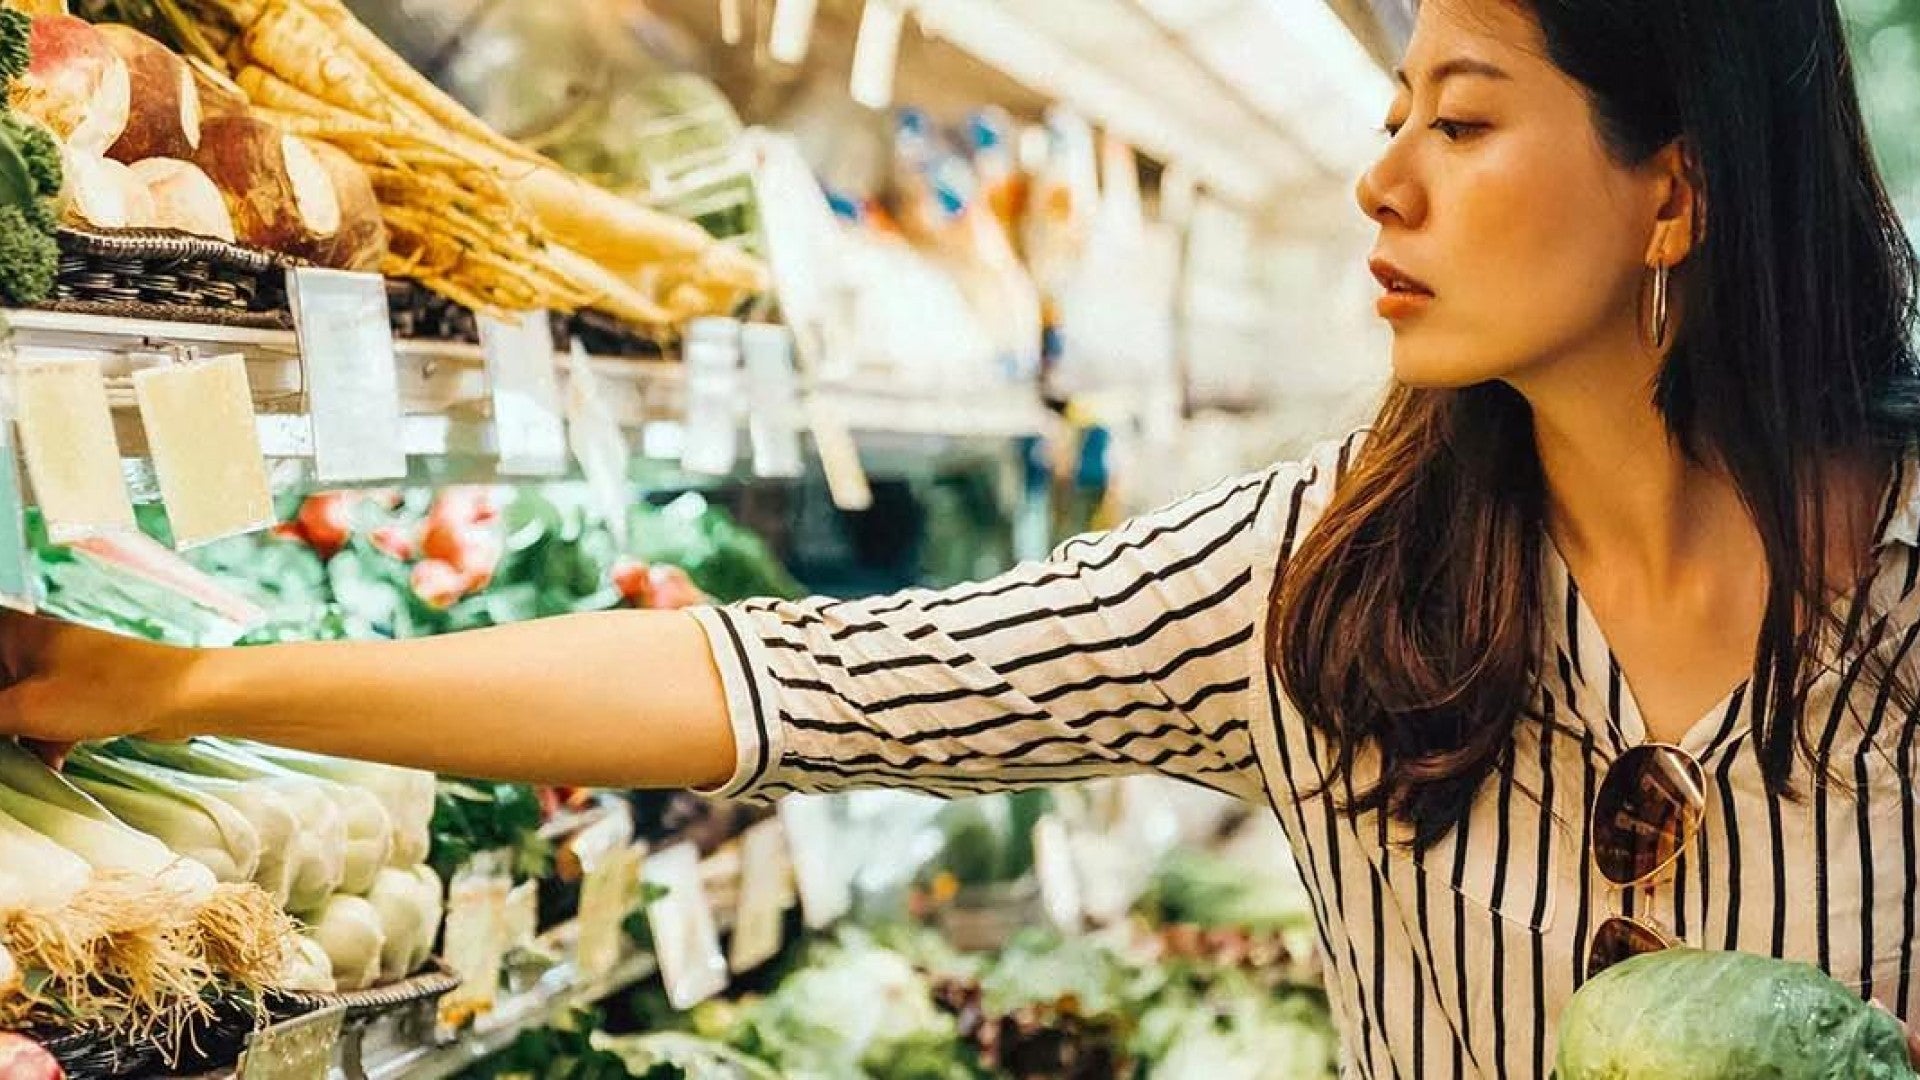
[{"xmin": 688, "ymin": 433, "xmax": 1920, "ymax": 1079}]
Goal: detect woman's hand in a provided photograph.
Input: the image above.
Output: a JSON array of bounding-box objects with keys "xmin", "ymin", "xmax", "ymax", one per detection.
[{"xmin": 0, "ymin": 612, "xmax": 205, "ymax": 758}]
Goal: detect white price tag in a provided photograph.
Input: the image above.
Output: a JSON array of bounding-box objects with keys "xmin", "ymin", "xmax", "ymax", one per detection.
[
  {"xmin": 14, "ymin": 356, "xmax": 134, "ymax": 540},
  {"xmin": 237, "ymin": 1003, "xmax": 344, "ymax": 1080},
  {"xmin": 728, "ymin": 820, "xmax": 793, "ymax": 974},
  {"xmin": 438, "ymin": 857, "xmax": 511, "ymax": 1027},
  {"xmin": 768, "ymin": 0, "xmax": 818, "ymax": 63},
  {"xmin": 0, "ymin": 392, "xmax": 35, "ymax": 610},
  {"xmin": 805, "ymin": 398, "xmax": 871, "ymax": 512},
  {"xmin": 480, "ymin": 311, "xmax": 567, "ymax": 476},
  {"xmin": 504, "ymin": 880, "xmax": 539, "ymax": 954},
  {"xmin": 1033, "ymin": 815, "xmax": 1084, "ymax": 931},
  {"xmin": 742, "ymin": 324, "xmax": 803, "ymax": 479},
  {"xmin": 133, "ymin": 354, "xmax": 275, "ymax": 548},
  {"xmin": 681, "ymin": 318, "xmax": 741, "ymax": 477},
  {"xmin": 288, "ymin": 267, "xmax": 406, "ymax": 482},
  {"xmin": 565, "ymin": 341, "xmax": 631, "ymax": 545},
  {"xmin": 849, "ymin": 0, "xmax": 905, "ymax": 110},
  {"xmin": 643, "ymin": 843, "xmax": 729, "ymax": 1010},
  {"xmin": 575, "ymin": 842, "xmax": 644, "ymax": 981},
  {"xmin": 777, "ymin": 795, "xmax": 853, "ymax": 929}
]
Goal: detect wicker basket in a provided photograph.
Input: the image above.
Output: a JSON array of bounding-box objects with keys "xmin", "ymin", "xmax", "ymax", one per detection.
[{"xmin": 38, "ymin": 226, "xmax": 297, "ymax": 329}]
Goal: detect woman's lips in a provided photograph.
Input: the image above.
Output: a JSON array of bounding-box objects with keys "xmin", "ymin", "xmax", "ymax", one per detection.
[{"xmin": 1369, "ymin": 257, "xmax": 1435, "ymax": 320}]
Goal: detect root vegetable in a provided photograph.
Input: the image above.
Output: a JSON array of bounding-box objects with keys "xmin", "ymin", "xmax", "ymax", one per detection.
[
  {"xmin": 285, "ymin": 138, "xmax": 383, "ymax": 271},
  {"xmin": 12, "ymin": 16, "xmax": 130, "ymax": 158},
  {"xmin": 60, "ymin": 147, "xmax": 152, "ymax": 228},
  {"xmin": 191, "ymin": 114, "xmax": 339, "ymax": 252},
  {"xmin": 186, "ymin": 56, "xmax": 248, "ymax": 120},
  {"xmin": 128, "ymin": 158, "xmax": 234, "ymax": 241},
  {"xmin": 97, "ymin": 25, "xmax": 200, "ymax": 162}
]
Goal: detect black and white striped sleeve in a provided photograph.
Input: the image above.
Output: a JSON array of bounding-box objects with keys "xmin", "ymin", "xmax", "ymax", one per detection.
[{"xmin": 685, "ymin": 461, "xmax": 1306, "ymax": 804}]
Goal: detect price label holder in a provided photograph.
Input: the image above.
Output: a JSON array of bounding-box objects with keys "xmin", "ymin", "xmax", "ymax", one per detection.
[
  {"xmin": 681, "ymin": 318, "xmax": 741, "ymax": 477},
  {"xmin": 438, "ymin": 852, "xmax": 511, "ymax": 1030},
  {"xmin": 742, "ymin": 324, "xmax": 803, "ymax": 479},
  {"xmin": 504, "ymin": 879, "xmax": 540, "ymax": 954},
  {"xmin": 777, "ymin": 794, "xmax": 853, "ymax": 929},
  {"xmin": 849, "ymin": 0, "xmax": 906, "ymax": 109},
  {"xmin": 564, "ymin": 340, "xmax": 631, "ymax": 545},
  {"xmin": 574, "ymin": 841, "xmax": 644, "ymax": 982},
  {"xmin": 768, "ymin": 0, "xmax": 818, "ymax": 63},
  {"xmin": 479, "ymin": 311, "xmax": 567, "ymax": 476},
  {"xmin": 804, "ymin": 397, "xmax": 872, "ymax": 512},
  {"xmin": 643, "ymin": 842, "xmax": 729, "ymax": 1009},
  {"xmin": 288, "ymin": 267, "xmax": 407, "ymax": 482},
  {"xmin": 1033, "ymin": 814, "xmax": 1084, "ymax": 932},
  {"xmin": 728, "ymin": 819, "xmax": 793, "ymax": 974},
  {"xmin": 133, "ymin": 353, "xmax": 275, "ymax": 548},
  {"xmin": 0, "ymin": 366, "xmax": 35, "ymax": 610},
  {"xmin": 14, "ymin": 356, "xmax": 135, "ymax": 541},
  {"xmin": 237, "ymin": 1001, "xmax": 345, "ymax": 1080}
]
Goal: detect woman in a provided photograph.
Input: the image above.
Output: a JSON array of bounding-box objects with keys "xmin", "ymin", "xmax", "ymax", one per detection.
[{"xmin": 2, "ymin": 0, "xmax": 1917, "ymax": 1075}]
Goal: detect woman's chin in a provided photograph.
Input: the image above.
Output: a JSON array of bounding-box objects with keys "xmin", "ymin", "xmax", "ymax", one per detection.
[{"xmin": 1389, "ymin": 345, "xmax": 1503, "ymax": 390}]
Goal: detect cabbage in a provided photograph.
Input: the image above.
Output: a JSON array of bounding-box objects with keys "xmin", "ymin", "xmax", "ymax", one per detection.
[{"xmin": 1555, "ymin": 949, "xmax": 1916, "ymax": 1079}]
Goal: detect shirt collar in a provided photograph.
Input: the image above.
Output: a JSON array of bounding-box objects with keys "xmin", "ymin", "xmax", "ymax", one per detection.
[{"xmin": 1874, "ymin": 447, "xmax": 1920, "ymax": 552}]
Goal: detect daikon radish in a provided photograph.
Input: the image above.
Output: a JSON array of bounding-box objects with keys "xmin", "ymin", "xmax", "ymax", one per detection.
[
  {"xmin": 284, "ymin": 139, "xmax": 382, "ymax": 270},
  {"xmin": 60, "ymin": 146, "xmax": 153, "ymax": 228},
  {"xmin": 187, "ymin": 57, "xmax": 249, "ymax": 120},
  {"xmin": 191, "ymin": 114, "xmax": 339, "ymax": 252},
  {"xmin": 11, "ymin": 16, "xmax": 130, "ymax": 158},
  {"xmin": 129, "ymin": 157, "xmax": 234, "ymax": 241},
  {"xmin": 97, "ymin": 25, "xmax": 199, "ymax": 162}
]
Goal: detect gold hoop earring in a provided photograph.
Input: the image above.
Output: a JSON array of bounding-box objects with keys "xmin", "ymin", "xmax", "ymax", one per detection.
[{"xmin": 1648, "ymin": 263, "xmax": 1671, "ymax": 349}]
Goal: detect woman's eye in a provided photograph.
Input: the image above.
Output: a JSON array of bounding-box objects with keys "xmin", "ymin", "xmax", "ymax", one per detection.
[
  {"xmin": 1381, "ymin": 120, "xmax": 1406, "ymax": 139},
  {"xmin": 1429, "ymin": 118, "xmax": 1482, "ymax": 141}
]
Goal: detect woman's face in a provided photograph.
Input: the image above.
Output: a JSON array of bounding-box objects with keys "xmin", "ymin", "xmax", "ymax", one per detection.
[{"xmin": 1356, "ymin": 0, "xmax": 1680, "ymax": 390}]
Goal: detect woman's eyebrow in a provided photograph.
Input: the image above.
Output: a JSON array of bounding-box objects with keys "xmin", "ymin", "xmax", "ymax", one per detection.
[{"xmin": 1395, "ymin": 57, "xmax": 1515, "ymax": 90}]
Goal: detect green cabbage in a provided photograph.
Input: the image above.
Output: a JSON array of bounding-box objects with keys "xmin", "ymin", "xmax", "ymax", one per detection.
[{"xmin": 1555, "ymin": 949, "xmax": 1916, "ymax": 1079}]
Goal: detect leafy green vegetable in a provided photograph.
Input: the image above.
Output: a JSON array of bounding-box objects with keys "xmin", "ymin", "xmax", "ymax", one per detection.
[
  {"xmin": 1556, "ymin": 949, "xmax": 1917, "ymax": 1079},
  {"xmin": 0, "ymin": 103, "xmax": 61, "ymax": 305},
  {"xmin": 631, "ymin": 494, "xmax": 802, "ymax": 604},
  {"xmin": 429, "ymin": 780, "xmax": 554, "ymax": 884},
  {"xmin": 1140, "ymin": 848, "xmax": 1318, "ymax": 934}
]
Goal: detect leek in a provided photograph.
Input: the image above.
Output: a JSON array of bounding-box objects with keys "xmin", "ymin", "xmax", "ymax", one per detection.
[
  {"xmin": 0, "ymin": 741, "xmax": 216, "ymax": 904},
  {"xmin": 231, "ymin": 742, "xmax": 433, "ymax": 868},
  {"xmin": 305, "ymin": 894, "xmax": 385, "ymax": 992},
  {"xmin": 69, "ymin": 746, "xmax": 299, "ymax": 907},
  {"xmin": 115, "ymin": 739, "xmax": 347, "ymax": 911},
  {"xmin": 62, "ymin": 750, "xmax": 262, "ymax": 885},
  {"xmin": 277, "ymin": 934, "xmax": 335, "ymax": 994}
]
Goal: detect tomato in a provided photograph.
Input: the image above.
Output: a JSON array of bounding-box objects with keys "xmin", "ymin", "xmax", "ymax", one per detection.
[
  {"xmin": 610, "ymin": 557, "xmax": 652, "ymax": 605},
  {"xmin": 295, "ymin": 491, "xmax": 361, "ymax": 560},
  {"xmin": 409, "ymin": 559, "xmax": 469, "ymax": 610},
  {"xmin": 367, "ymin": 524, "xmax": 417, "ymax": 562}
]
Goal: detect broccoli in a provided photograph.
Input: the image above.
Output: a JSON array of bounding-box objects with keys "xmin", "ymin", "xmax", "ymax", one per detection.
[
  {"xmin": 0, "ymin": 114, "xmax": 61, "ymax": 199},
  {"xmin": 0, "ymin": 7, "xmax": 27, "ymax": 91},
  {"xmin": 0, "ymin": 110, "xmax": 61, "ymax": 306}
]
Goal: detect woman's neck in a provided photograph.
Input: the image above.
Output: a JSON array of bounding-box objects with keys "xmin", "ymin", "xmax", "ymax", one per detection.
[{"xmin": 1517, "ymin": 356, "xmax": 1755, "ymax": 589}]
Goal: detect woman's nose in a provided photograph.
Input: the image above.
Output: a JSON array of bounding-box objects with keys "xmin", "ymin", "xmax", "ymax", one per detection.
[{"xmin": 1356, "ymin": 142, "xmax": 1423, "ymax": 228}]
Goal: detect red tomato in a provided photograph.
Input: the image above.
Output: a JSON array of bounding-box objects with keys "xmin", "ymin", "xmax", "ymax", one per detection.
[
  {"xmin": 368, "ymin": 525, "xmax": 417, "ymax": 562},
  {"xmin": 610, "ymin": 557, "xmax": 651, "ymax": 605},
  {"xmin": 410, "ymin": 559, "xmax": 469, "ymax": 610},
  {"xmin": 295, "ymin": 492, "xmax": 361, "ymax": 560}
]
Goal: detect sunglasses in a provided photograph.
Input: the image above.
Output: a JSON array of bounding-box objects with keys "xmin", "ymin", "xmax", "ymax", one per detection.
[{"xmin": 1586, "ymin": 742, "xmax": 1709, "ymax": 977}]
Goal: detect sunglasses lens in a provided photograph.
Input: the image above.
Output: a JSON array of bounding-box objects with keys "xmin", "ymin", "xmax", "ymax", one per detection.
[
  {"xmin": 1587, "ymin": 916, "xmax": 1673, "ymax": 977},
  {"xmin": 1592, "ymin": 744, "xmax": 1707, "ymax": 887}
]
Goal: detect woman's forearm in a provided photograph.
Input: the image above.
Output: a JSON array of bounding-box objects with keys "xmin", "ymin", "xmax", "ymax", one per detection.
[{"xmin": 182, "ymin": 610, "xmax": 738, "ymax": 789}]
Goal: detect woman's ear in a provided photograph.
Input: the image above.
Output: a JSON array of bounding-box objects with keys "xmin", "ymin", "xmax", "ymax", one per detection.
[{"xmin": 1646, "ymin": 139, "xmax": 1706, "ymax": 267}]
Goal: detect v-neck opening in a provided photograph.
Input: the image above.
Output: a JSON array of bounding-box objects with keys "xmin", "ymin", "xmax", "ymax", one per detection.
[
  {"xmin": 1540, "ymin": 444, "xmax": 1920, "ymax": 760},
  {"xmin": 1544, "ymin": 542, "xmax": 1753, "ymax": 758}
]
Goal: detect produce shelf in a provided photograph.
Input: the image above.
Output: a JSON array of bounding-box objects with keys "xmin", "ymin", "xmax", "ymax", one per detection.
[{"xmin": 2, "ymin": 310, "xmax": 1052, "ymax": 453}]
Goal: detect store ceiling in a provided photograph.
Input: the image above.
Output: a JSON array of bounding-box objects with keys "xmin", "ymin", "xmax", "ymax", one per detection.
[{"xmin": 913, "ymin": 0, "xmax": 1395, "ymax": 210}]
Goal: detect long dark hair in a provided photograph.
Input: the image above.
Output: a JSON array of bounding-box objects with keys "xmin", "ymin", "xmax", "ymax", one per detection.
[{"xmin": 1275, "ymin": 0, "xmax": 1920, "ymax": 848}]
